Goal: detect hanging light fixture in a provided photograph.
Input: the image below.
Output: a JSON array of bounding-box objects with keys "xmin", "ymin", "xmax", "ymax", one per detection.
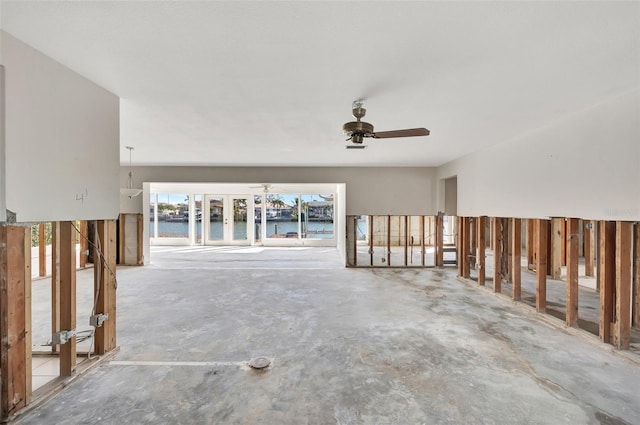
[{"xmin": 120, "ymin": 146, "xmax": 143, "ymax": 198}]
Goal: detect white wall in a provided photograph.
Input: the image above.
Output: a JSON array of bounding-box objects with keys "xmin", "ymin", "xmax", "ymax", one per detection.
[
  {"xmin": 437, "ymin": 90, "xmax": 640, "ymax": 221},
  {"xmin": 121, "ymin": 166, "xmax": 438, "ymax": 216},
  {"xmin": 2, "ymin": 32, "xmax": 120, "ymax": 223}
]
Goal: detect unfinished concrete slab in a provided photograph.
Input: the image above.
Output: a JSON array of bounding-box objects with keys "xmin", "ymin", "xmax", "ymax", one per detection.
[{"xmin": 16, "ymin": 247, "xmax": 640, "ymax": 424}]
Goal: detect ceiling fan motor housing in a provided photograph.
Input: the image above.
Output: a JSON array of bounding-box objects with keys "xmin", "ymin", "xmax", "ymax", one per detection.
[{"xmin": 343, "ymin": 120, "xmax": 374, "ymax": 143}]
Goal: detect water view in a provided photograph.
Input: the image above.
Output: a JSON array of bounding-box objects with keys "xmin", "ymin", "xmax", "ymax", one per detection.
[{"xmin": 153, "ymin": 220, "xmax": 336, "ymax": 240}]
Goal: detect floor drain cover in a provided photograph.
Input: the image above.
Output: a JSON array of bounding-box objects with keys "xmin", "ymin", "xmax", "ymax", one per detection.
[{"xmin": 248, "ymin": 356, "xmax": 271, "ymax": 369}]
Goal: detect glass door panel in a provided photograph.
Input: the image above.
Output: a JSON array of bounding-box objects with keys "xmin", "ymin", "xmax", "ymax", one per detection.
[
  {"xmin": 194, "ymin": 194, "xmax": 203, "ymax": 244},
  {"xmin": 231, "ymin": 197, "xmax": 248, "ymax": 241},
  {"xmin": 254, "ymin": 195, "xmax": 262, "ymax": 243},
  {"xmin": 208, "ymin": 196, "xmax": 224, "ymax": 242}
]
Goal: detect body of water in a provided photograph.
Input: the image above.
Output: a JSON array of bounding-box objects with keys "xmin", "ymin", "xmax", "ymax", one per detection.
[{"xmin": 152, "ymin": 220, "xmax": 337, "ymax": 240}]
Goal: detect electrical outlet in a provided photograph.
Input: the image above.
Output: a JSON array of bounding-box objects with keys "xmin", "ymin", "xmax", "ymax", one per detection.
[
  {"xmin": 52, "ymin": 330, "xmax": 77, "ymax": 345},
  {"xmin": 90, "ymin": 314, "xmax": 108, "ymax": 327}
]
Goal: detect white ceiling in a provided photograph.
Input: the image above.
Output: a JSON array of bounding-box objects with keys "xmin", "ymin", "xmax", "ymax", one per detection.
[{"xmin": 1, "ymin": 1, "xmax": 638, "ymax": 167}]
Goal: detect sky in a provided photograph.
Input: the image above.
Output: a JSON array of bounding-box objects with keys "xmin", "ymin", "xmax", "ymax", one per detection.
[{"xmin": 152, "ymin": 193, "xmax": 329, "ymax": 206}]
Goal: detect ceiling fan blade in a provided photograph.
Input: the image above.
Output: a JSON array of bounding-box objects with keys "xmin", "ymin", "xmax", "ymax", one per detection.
[{"xmin": 371, "ymin": 128, "xmax": 430, "ymax": 139}]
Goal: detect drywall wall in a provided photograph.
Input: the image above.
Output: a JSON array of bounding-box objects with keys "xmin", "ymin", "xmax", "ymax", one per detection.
[
  {"xmin": 120, "ymin": 166, "xmax": 438, "ymax": 216},
  {"xmin": 437, "ymin": 89, "xmax": 640, "ymax": 221},
  {"xmin": 2, "ymin": 32, "xmax": 119, "ymax": 223}
]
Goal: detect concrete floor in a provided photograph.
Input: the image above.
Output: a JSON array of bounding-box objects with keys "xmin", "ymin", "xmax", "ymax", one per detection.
[{"xmin": 16, "ymin": 246, "xmax": 640, "ymax": 424}]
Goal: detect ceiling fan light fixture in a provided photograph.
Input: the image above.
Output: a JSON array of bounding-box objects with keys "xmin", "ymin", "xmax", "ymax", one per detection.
[{"xmin": 342, "ymin": 100, "xmax": 430, "ymax": 144}]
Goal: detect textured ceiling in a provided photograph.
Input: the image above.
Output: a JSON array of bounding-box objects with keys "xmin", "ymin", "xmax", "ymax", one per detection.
[{"xmin": 1, "ymin": 1, "xmax": 638, "ymax": 167}]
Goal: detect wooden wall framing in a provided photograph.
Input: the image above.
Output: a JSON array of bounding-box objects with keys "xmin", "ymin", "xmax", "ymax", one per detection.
[
  {"xmin": 0, "ymin": 225, "xmax": 32, "ymax": 418},
  {"xmin": 94, "ymin": 220, "xmax": 117, "ymax": 354},
  {"xmin": 511, "ymin": 218, "xmax": 522, "ymax": 301},
  {"xmin": 38, "ymin": 223, "xmax": 46, "ymax": 277},
  {"xmin": 59, "ymin": 222, "xmax": 77, "ymax": 376},
  {"xmin": 633, "ymin": 223, "xmax": 640, "ymax": 328},
  {"xmin": 599, "ymin": 221, "xmax": 616, "ymax": 343},
  {"xmin": 492, "ymin": 217, "xmax": 502, "ymax": 293},
  {"xmin": 435, "ymin": 215, "xmax": 444, "ymax": 267},
  {"xmin": 452, "ymin": 215, "xmax": 636, "ymax": 351},
  {"xmin": 1, "ymin": 218, "xmax": 119, "ymax": 419},
  {"xmin": 477, "ymin": 216, "xmax": 486, "ymax": 286},
  {"xmin": 550, "ymin": 218, "xmax": 563, "ymax": 279},
  {"xmin": 535, "ymin": 219, "xmax": 548, "ymax": 313},
  {"xmin": 613, "ymin": 222, "xmax": 632, "ymax": 349},
  {"xmin": 566, "ymin": 218, "xmax": 579, "ymax": 327}
]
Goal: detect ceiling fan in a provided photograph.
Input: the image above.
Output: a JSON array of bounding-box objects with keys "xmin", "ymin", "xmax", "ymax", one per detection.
[
  {"xmin": 343, "ymin": 100, "xmax": 430, "ymax": 145},
  {"xmin": 248, "ymin": 183, "xmax": 273, "ymax": 193}
]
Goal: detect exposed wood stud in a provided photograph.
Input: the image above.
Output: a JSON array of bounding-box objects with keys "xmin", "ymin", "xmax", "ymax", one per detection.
[
  {"xmin": 506, "ymin": 219, "xmax": 513, "ymax": 282},
  {"xmin": 546, "ymin": 221, "xmax": 553, "ymax": 276},
  {"xmin": 94, "ymin": 220, "xmax": 118, "ymax": 355},
  {"xmin": 0, "ymin": 225, "xmax": 31, "ymax": 418},
  {"xmin": 477, "ymin": 217, "xmax": 486, "ymax": 286},
  {"xmin": 369, "ymin": 216, "xmax": 373, "ymax": 267},
  {"xmin": 38, "ymin": 223, "xmax": 46, "ymax": 277},
  {"xmin": 493, "ymin": 217, "xmax": 502, "ymax": 293},
  {"xmin": 23, "ymin": 229, "xmax": 32, "ymax": 404},
  {"xmin": 584, "ymin": 220, "xmax": 595, "ymax": 277},
  {"xmin": 404, "ymin": 216, "xmax": 409, "ymax": 266},
  {"xmin": 470, "ymin": 217, "xmax": 477, "ymax": 270},
  {"xmin": 79, "ymin": 221, "xmax": 88, "ymax": 268},
  {"xmin": 51, "ymin": 222, "xmax": 61, "ymax": 354},
  {"xmin": 353, "ymin": 216, "xmax": 358, "ymax": 267},
  {"xmin": 457, "ymin": 217, "xmax": 463, "ymax": 276},
  {"xmin": 633, "ymin": 223, "xmax": 640, "ymax": 328},
  {"xmin": 59, "ymin": 222, "xmax": 76, "ymax": 376},
  {"xmin": 566, "ymin": 218, "xmax": 579, "ymax": 327},
  {"xmin": 614, "ymin": 221, "xmax": 632, "ymax": 349},
  {"xmin": 462, "ymin": 217, "xmax": 471, "ymax": 278},
  {"xmin": 561, "ymin": 219, "xmax": 567, "ymax": 266},
  {"xmin": 490, "ymin": 219, "xmax": 494, "ymax": 251},
  {"xmin": 550, "ymin": 218, "xmax": 563, "ymax": 279},
  {"xmin": 118, "ymin": 213, "xmax": 125, "ymax": 265},
  {"xmin": 536, "ymin": 219, "xmax": 548, "ymax": 313},
  {"xmin": 512, "ymin": 218, "xmax": 522, "ymax": 301},
  {"xmin": 137, "ymin": 215, "xmax": 144, "ymax": 265},
  {"xmin": 386, "ymin": 215, "xmax": 391, "ymax": 266},
  {"xmin": 420, "ymin": 216, "xmax": 425, "ymax": 267},
  {"xmin": 435, "ymin": 215, "xmax": 444, "ymax": 267},
  {"xmin": 527, "ymin": 219, "xmax": 535, "ymax": 271},
  {"xmin": 599, "ymin": 221, "xmax": 616, "ymax": 343}
]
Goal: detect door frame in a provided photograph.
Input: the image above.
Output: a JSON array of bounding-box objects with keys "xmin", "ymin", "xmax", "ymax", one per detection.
[{"xmin": 203, "ymin": 194, "xmax": 254, "ymax": 246}]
